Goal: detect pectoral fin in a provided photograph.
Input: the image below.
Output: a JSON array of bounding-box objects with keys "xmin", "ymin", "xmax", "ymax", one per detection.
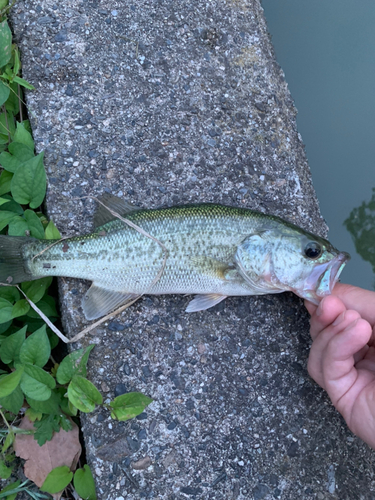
[
  {"xmin": 190, "ymin": 256, "xmax": 240, "ymax": 281},
  {"xmin": 186, "ymin": 293, "xmax": 227, "ymax": 313},
  {"xmin": 94, "ymin": 193, "xmax": 141, "ymax": 228},
  {"xmin": 82, "ymin": 283, "xmax": 139, "ymax": 320}
]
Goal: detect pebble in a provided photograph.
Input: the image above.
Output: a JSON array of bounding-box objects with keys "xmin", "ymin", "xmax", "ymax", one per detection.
[
  {"xmin": 126, "ymin": 437, "xmax": 140, "ymax": 452},
  {"xmin": 253, "ymin": 483, "xmax": 269, "ymax": 500},
  {"xmin": 132, "ymin": 456, "xmax": 152, "ymax": 470},
  {"xmin": 114, "ymin": 383, "xmax": 127, "ymax": 397},
  {"xmin": 138, "ymin": 429, "xmax": 147, "ymax": 440},
  {"xmin": 142, "ymin": 365, "xmax": 151, "ymax": 377},
  {"xmin": 54, "ymin": 30, "xmax": 67, "ymax": 42}
]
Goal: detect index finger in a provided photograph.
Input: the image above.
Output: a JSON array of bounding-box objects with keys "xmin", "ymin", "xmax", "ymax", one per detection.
[{"xmin": 332, "ymin": 283, "xmax": 375, "ymax": 326}]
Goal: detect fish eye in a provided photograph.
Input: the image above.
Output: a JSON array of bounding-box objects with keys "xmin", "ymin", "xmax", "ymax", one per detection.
[{"xmin": 304, "ymin": 241, "xmax": 322, "ymax": 260}]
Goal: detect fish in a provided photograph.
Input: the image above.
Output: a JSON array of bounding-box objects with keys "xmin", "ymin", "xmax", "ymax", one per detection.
[{"xmin": 0, "ymin": 194, "xmax": 350, "ymax": 320}]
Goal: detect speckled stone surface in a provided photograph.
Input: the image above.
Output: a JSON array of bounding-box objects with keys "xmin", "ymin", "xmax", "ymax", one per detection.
[{"xmin": 10, "ymin": 0, "xmax": 375, "ymax": 498}]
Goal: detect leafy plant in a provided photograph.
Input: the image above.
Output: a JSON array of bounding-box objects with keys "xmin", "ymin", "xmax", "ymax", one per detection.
[{"xmin": 0, "ymin": 10, "xmax": 153, "ymax": 500}]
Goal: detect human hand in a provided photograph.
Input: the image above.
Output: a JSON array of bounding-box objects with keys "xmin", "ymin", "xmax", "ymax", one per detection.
[{"xmin": 305, "ymin": 283, "xmax": 375, "ymax": 448}]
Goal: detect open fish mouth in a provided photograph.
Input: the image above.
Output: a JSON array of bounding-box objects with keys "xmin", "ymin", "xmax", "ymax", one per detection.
[{"xmin": 301, "ymin": 251, "xmax": 351, "ymax": 305}]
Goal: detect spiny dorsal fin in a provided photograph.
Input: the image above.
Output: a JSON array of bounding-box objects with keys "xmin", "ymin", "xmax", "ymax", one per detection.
[
  {"xmin": 82, "ymin": 283, "xmax": 139, "ymax": 320},
  {"xmin": 94, "ymin": 193, "xmax": 141, "ymax": 228},
  {"xmin": 186, "ymin": 293, "xmax": 227, "ymax": 313}
]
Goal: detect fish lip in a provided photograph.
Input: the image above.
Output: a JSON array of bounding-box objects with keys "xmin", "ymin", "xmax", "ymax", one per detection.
[
  {"xmin": 316, "ymin": 251, "xmax": 351, "ymax": 298},
  {"xmin": 301, "ymin": 251, "xmax": 351, "ymax": 304}
]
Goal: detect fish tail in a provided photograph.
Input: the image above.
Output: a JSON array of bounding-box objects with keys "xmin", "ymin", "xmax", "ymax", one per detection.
[{"xmin": 0, "ymin": 235, "xmax": 39, "ymax": 284}]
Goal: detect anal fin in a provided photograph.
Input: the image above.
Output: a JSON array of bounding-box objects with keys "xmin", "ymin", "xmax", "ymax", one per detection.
[
  {"xmin": 82, "ymin": 283, "xmax": 138, "ymax": 320},
  {"xmin": 186, "ymin": 293, "xmax": 227, "ymax": 313}
]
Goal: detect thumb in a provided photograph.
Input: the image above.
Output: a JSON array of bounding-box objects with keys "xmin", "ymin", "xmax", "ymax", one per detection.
[{"xmin": 304, "ymin": 299, "xmax": 318, "ymax": 316}]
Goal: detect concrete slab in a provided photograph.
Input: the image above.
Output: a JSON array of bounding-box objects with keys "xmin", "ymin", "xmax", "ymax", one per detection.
[{"xmin": 10, "ymin": 0, "xmax": 375, "ymax": 498}]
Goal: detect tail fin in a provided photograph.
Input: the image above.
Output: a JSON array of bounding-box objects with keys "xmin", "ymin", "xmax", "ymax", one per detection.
[{"xmin": 0, "ymin": 235, "xmax": 38, "ymax": 284}]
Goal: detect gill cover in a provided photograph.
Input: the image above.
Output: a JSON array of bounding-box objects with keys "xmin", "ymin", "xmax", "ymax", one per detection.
[{"xmin": 234, "ymin": 232, "xmax": 283, "ymax": 295}]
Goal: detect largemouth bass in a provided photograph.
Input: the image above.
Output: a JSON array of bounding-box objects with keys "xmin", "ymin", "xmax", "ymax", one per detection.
[{"xmin": 0, "ymin": 195, "xmax": 350, "ymax": 320}]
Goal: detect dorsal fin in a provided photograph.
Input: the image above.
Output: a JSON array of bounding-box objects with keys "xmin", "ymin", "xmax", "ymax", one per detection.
[{"xmin": 94, "ymin": 193, "xmax": 141, "ymax": 228}]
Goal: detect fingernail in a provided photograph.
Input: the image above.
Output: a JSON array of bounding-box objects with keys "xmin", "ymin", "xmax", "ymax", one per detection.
[
  {"xmin": 316, "ymin": 299, "xmax": 324, "ymax": 317},
  {"xmin": 332, "ymin": 311, "xmax": 345, "ymax": 326}
]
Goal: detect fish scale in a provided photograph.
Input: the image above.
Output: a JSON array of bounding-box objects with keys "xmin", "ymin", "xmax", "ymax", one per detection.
[
  {"xmin": 27, "ymin": 205, "xmax": 261, "ymax": 295},
  {"xmin": 0, "ymin": 197, "xmax": 350, "ymax": 320}
]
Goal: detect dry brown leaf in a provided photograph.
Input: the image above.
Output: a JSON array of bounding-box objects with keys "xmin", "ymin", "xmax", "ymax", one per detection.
[{"xmin": 14, "ymin": 416, "xmax": 81, "ymax": 500}]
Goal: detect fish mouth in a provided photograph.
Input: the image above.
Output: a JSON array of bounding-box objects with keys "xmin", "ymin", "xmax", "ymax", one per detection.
[{"xmin": 301, "ymin": 251, "xmax": 351, "ymax": 305}]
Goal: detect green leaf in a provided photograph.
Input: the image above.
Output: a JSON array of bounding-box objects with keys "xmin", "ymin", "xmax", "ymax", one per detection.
[
  {"xmin": 5, "ymin": 82, "xmax": 20, "ymax": 115},
  {"xmin": 45, "ymin": 219, "xmax": 61, "ymax": 240},
  {"xmin": 12, "ymin": 76, "xmax": 34, "ymax": 90},
  {"xmin": 0, "ymin": 480, "xmax": 21, "ymax": 500},
  {"xmin": 21, "ymin": 277, "xmax": 52, "ymax": 303},
  {"xmin": 23, "ymin": 209, "xmax": 45, "ymax": 239},
  {"xmin": 0, "ymin": 286, "xmax": 19, "ymax": 302},
  {"xmin": 56, "ymin": 345, "xmax": 95, "ymax": 385},
  {"xmin": 22, "ymin": 120, "xmax": 32, "ymax": 135},
  {"xmin": 0, "ymin": 297, "xmax": 13, "ymax": 323},
  {"xmin": 109, "ymin": 392, "xmax": 153, "ymax": 421},
  {"xmin": 34, "ymin": 415, "xmax": 72, "ymax": 446},
  {"xmin": 74, "ymin": 465, "xmax": 97, "ymax": 500},
  {"xmin": 12, "ymin": 46, "xmax": 20, "ymax": 77},
  {"xmin": 0, "ymin": 325, "xmax": 26, "ymax": 364},
  {"xmin": 9, "ymin": 142, "xmax": 35, "ymax": 160},
  {"xmin": 0, "ymin": 459, "xmax": 12, "ymax": 480},
  {"xmin": 0, "ymin": 20, "xmax": 11, "ymax": 67},
  {"xmin": 10, "ymin": 152, "xmax": 46, "ymax": 208},
  {"xmin": 0, "ymin": 197, "xmax": 9, "ymax": 206},
  {"xmin": 48, "ymin": 330, "xmax": 60, "ymax": 349},
  {"xmin": 41, "ymin": 465, "xmax": 73, "ymax": 494},
  {"xmin": 59, "ymin": 415, "xmax": 72, "ymax": 432},
  {"xmin": 19, "ymin": 325, "xmax": 50, "ymax": 367},
  {"xmin": 27, "ymin": 390, "xmax": 61, "ymax": 415},
  {"xmin": 0, "ymin": 152, "xmax": 20, "ymax": 173},
  {"xmin": 33, "ymin": 414, "xmax": 60, "ymax": 445},
  {"xmin": 11, "ymin": 299, "xmax": 30, "ymax": 318},
  {"xmin": 59, "ymin": 393, "xmax": 78, "ymax": 417},
  {"xmin": 20, "ymin": 364, "xmax": 55, "ymax": 401},
  {"xmin": 0, "ymin": 384, "xmax": 23, "ymax": 414},
  {"xmin": 0, "ymin": 169, "xmax": 12, "ymax": 195},
  {"xmin": 12, "ymin": 123, "xmax": 34, "ymax": 151},
  {"xmin": 25, "ymin": 407, "xmax": 42, "ymax": 421},
  {"xmin": 0, "ymin": 321, "xmax": 11, "ymax": 334},
  {"xmin": 26, "ymin": 295, "xmax": 58, "ymax": 319},
  {"xmin": 68, "ymin": 375, "xmax": 102, "ymax": 413},
  {"xmin": 0, "ymin": 111, "xmax": 16, "ymax": 138},
  {"xmin": 2, "ymin": 430, "xmax": 15, "ymax": 454},
  {"xmin": 7, "ymin": 216, "xmax": 28, "ymax": 236},
  {"xmin": 0, "ymin": 367, "xmax": 23, "ymax": 398},
  {"xmin": 12, "ymin": 316, "xmax": 43, "ymax": 332},
  {"xmin": 0, "ymin": 210, "xmax": 17, "ymax": 231},
  {"xmin": 0, "ymin": 195, "xmax": 23, "ymax": 214},
  {"xmin": 0, "ymin": 80, "xmax": 9, "ymax": 107}
]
